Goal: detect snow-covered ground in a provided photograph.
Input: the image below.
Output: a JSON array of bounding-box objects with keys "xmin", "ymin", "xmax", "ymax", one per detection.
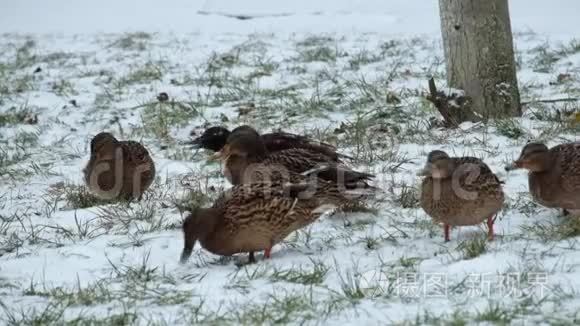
[{"xmin": 1, "ymin": 0, "xmax": 580, "ymax": 324}]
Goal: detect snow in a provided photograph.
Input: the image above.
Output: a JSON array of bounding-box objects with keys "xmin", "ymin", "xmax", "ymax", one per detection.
[{"xmin": 1, "ymin": 0, "xmax": 580, "ymax": 324}]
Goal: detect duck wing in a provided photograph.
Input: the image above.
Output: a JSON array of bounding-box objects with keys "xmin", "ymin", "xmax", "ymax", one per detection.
[{"xmin": 262, "ymin": 132, "xmax": 350, "ymax": 161}]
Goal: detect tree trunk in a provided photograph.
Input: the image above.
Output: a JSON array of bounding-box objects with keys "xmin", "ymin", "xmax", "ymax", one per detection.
[{"xmin": 439, "ymin": 0, "xmax": 521, "ymax": 121}]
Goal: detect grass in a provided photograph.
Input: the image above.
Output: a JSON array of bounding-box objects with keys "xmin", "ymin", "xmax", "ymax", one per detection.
[
  {"xmin": 51, "ymin": 79, "xmax": 77, "ymax": 97},
  {"xmin": 395, "ymin": 184, "xmax": 420, "ymax": 209},
  {"xmin": 2, "ymin": 31, "xmax": 580, "ymax": 325},
  {"xmin": 474, "ymin": 302, "xmax": 514, "ymax": 325},
  {"xmin": 96, "ymin": 198, "xmax": 169, "ymax": 234},
  {"xmin": 456, "ymin": 236, "xmax": 487, "ymax": 259},
  {"xmin": 270, "ymin": 260, "xmax": 330, "ymax": 285},
  {"xmin": 49, "ymin": 183, "xmax": 112, "ymax": 209},
  {"xmin": 122, "ymin": 61, "xmax": 165, "ymax": 85},
  {"xmin": 522, "ymin": 218, "xmax": 580, "ymax": 241},
  {"xmin": 348, "ymin": 49, "xmax": 383, "ymax": 70},
  {"xmin": 297, "ymin": 45, "xmax": 339, "ymax": 62},
  {"xmin": 494, "ymin": 118, "xmax": 526, "ymax": 139},
  {"xmin": 230, "ymin": 291, "xmax": 318, "ymax": 325},
  {"xmin": 141, "ymin": 100, "xmax": 200, "ymax": 140},
  {"xmin": 0, "ymin": 105, "xmax": 36, "ymax": 127},
  {"xmin": 110, "ymin": 32, "xmax": 152, "ymax": 51}
]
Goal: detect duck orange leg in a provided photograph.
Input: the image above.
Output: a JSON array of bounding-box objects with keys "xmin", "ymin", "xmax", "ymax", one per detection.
[
  {"xmin": 487, "ymin": 216, "xmax": 494, "ymax": 241},
  {"xmin": 264, "ymin": 247, "xmax": 271, "ymax": 259},
  {"xmin": 444, "ymin": 224, "xmax": 450, "ymax": 242}
]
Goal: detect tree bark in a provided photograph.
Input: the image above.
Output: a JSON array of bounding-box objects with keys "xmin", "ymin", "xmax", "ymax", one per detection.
[{"xmin": 439, "ymin": 0, "xmax": 521, "ymax": 121}]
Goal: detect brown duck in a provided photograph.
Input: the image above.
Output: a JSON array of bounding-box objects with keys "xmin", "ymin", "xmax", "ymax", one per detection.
[
  {"xmin": 506, "ymin": 142, "xmax": 580, "ymax": 215},
  {"xmin": 180, "ymin": 176, "xmax": 369, "ymax": 263},
  {"xmin": 187, "ymin": 125, "xmax": 351, "ymax": 161},
  {"xmin": 214, "ymin": 125, "xmax": 373, "ymax": 188},
  {"xmin": 418, "ymin": 150, "xmax": 504, "ymax": 242},
  {"xmin": 83, "ymin": 132, "xmax": 155, "ymax": 201}
]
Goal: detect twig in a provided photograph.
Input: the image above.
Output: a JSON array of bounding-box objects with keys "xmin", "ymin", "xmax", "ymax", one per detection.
[{"xmin": 522, "ymin": 97, "xmax": 580, "ymax": 106}]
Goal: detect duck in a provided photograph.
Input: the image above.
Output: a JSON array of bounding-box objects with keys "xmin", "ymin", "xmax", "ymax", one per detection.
[
  {"xmin": 187, "ymin": 125, "xmax": 350, "ymax": 162},
  {"xmin": 214, "ymin": 125, "xmax": 374, "ymax": 188},
  {"xmin": 83, "ymin": 132, "xmax": 155, "ymax": 201},
  {"xmin": 505, "ymin": 142, "xmax": 580, "ymax": 215},
  {"xmin": 418, "ymin": 150, "xmax": 504, "ymax": 242},
  {"xmin": 180, "ymin": 176, "xmax": 370, "ymax": 264}
]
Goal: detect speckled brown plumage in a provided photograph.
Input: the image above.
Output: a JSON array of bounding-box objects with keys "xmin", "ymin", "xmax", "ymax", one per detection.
[
  {"xmin": 419, "ymin": 150, "xmax": 504, "ymax": 242},
  {"xmin": 188, "ymin": 125, "xmax": 349, "ymax": 161},
  {"xmin": 83, "ymin": 132, "xmax": 155, "ymax": 201},
  {"xmin": 180, "ymin": 177, "xmax": 363, "ymax": 263},
  {"xmin": 218, "ymin": 126, "xmax": 374, "ymax": 188},
  {"xmin": 506, "ymin": 142, "xmax": 580, "ymax": 214}
]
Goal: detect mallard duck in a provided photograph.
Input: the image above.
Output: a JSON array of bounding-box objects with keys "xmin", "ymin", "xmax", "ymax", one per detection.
[
  {"xmin": 418, "ymin": 150, "xmax": 504, "ymax": 242},
  {"xmin": 180, "ymin": 177, "xmax": 369, "ymax": 264},
  {"xmin": 188, "ymin": 125, "xmax": 350, "ymax": 161},
  {"xmin": 215, "ymin": 125, "xmax": 374, "ymax": 188},
  {"xmin": 83, "ymin": 132, "xmax": 155, "ymax": 201},
  {"xmin": 505, "ymin": 142, "xmax": 580, "ymax": 215}
]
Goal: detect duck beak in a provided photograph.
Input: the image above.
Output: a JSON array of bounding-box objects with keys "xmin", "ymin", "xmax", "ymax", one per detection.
[
  {"xmin": 208, "ymin": 151, "xmax": 223, "ymax": 162},
  {"xmin": 208, "ymin": 145, "xmax": 230, "ymax": 162},
  {"xmin": 416, "ymin": 164, "xmax": 431, "ymax": 177},
  {"xmin": 184, "ymin": 136, "xmax": 203, "ymax": 148},
  {"xmin": 179, "ymin": 247, "xmax": 193, "ymax": 264},
  {"xmin": 505, "ymin": 160, "xmax": 522, "ymax": 171}
]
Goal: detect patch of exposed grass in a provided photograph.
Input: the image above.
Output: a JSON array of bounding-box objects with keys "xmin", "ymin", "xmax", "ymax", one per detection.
[
  {"xmin": 24, "ymin": 279, "xmax": 113, "ymax": 307},
  {"xmin": 230, "ymin": 291, "xmax": 318, "ymax": 325},
  {"xmin": 0, "ymin": 74, "xmax": 36, "ymax": 98},
  {"xmin": 529, "ymin": 42, "xmax": 562, "ymax": 73},
  {"xmin": 398, "ymin": 256, "xmax": 423, "ymax": 270},
  {"xmin": 296, "ymin": 35, "xmax": 335, "ymax": 48},
  {"xmin": 348, "ymin": 49, "xmax": 382, "ymax": 70},
  {"xmin": 457, "ymin": 236, "xmax": 487, "ymax": 259},
  {"xmin": 297, "ymin": 45, "xmax": 339, "ymax": 63},
  {"xmin": 395, "ymin": 184, "xmax": 420, "ymax": 209},
  {"xmin": 0, "ymin": 227, "xmax": 25, "ymax": 257},
  {"xmin": 399, "ymin": 310, "xmax": 468, "ymax": 326},
  {"xmin": 270, "ymin": 260, "xmax": 329, "ymax": 285},
  {"xmin": 49, "ymin": 183, "xmax": 111, "ymax": 209},
  {"xmin": 0, "ymin": 146, "xmax": 32, "ymax": 181},
  {"xmin": 97, "ymin": 199, "xmax": 168, "ymax": 234},
  {"xmin": 110, "ymin": 32, "xmax": 152, "ymax": 51},
  {"xmin": 173, "ymin": 174, "xmax": 223, "ymax": 213},
  {"xmin": 494, "ymin": 119, "xmax": 526, "ymax": 139},
  {"xmin": 141, "ymin": 101, "xmax": 200, "ymax": 140},
  {"xmin": 340, "ymin": 200, "xmax": 380, "ymax": 215},
  {"xmin": 475, "ymin": 302, "xmax": 514, "ymax": 325},
  {"xmin": 0, "ymin": 105, "xmax": 36, "ymax": 127},
  {"xmin": 121, "ymin": 61, "xmax": 164, "ymax": 85},
  {"xmin": 522, "ymin": 218, "xmax": 580, "ymax": 241},
  {"xmin": 51, "ymin": 79, "xmax": 77, "ymax": 97},
  {"xmin": 0, "ymin": 301, "xmax": 67, "ymax": 325}
]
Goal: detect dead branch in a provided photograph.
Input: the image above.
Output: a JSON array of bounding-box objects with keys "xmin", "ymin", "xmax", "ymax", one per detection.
[{"xmin": 426, "ymin": 77, "xmax": 459, "ymax": 128}]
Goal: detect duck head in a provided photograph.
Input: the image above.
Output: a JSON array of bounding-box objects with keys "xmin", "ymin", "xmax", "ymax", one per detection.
[
  {"xmin": 180, "ymin": 207, "xmax": 220, "ymax": 263},
  {"xmin": 89, "ymin": 132, "xmax": 119, "ymax": 160},
  {"xmin": 188, "ymin": 126, "xmax": 231, "ymax": 152},
  {"xmin": 417, "ymin": 150, "xmax": 455, "ymax": 179},
  {"xmin": 212, "ymin": 125, "xmax": 268, "ymax": 161},
  {"xmin": 505, "ymin": 142, "xmax": 550, "ymax": 172}
]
